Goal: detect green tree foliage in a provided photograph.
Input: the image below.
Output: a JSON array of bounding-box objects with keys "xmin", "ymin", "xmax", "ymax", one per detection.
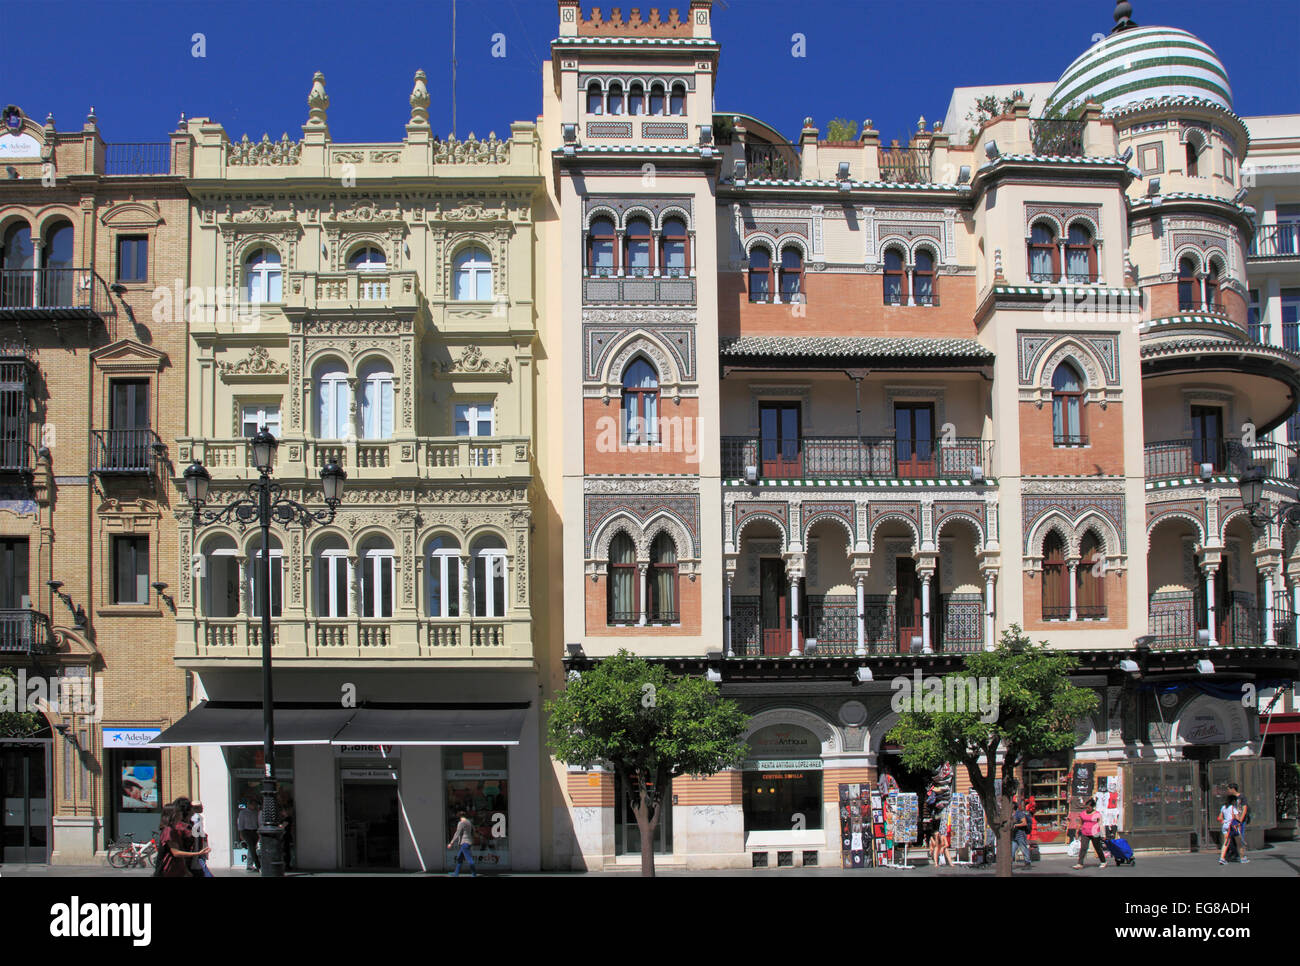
[
  {"xmin": 0, "ymin": 667, "xmax": 45, "ymax": 738},
  {"xmin": 887, "ymin": 625, "xmax": 1098, "ymax": 876},
  {"xmin": 546, "ymin": 650, "xmax": 748, "ymax": 876},
  {"xmin": 965, "ymin": 88, "xmax": 1026, "ymax": 143},
  {"xmin": 826, "ymin": 118, "xmax": 858, "ymax": 142}
]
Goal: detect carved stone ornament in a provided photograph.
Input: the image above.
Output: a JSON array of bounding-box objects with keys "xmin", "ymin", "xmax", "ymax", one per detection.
[
  {"xmin": 228, "ymin": 133, "xmax": 302, "ymax": 166},
  {"xmin": 409, "ymin": 70, "xmax": 430, "ymax": 128},
  {"xmin": 433, "ymin": 132, "xmax": 509, "ymax": 165},
  {"xmin": 230, "ymin": 204, "xmax": 295, "ymax": 224},
  {"xmin": 442, "ymin": 345, "xmax": 511, "ymax": 377},
  {"xmin": 306, "ymin": 72, "xmax": 329, "ymax": 129},
  {"xmin": 218, "ymin": 345, "xmax": 288, "ymax": 380}
]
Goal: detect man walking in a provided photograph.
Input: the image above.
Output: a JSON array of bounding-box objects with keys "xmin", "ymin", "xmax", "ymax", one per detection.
[
  {"xmin": 190, "ymin": 801, "xmax": 215, "ymax": 877},
  {"xmin": 1011, "ymin": 795, "xmax": 1032, "ymax": 869},
  {"xmin": 447, "ymin": 811, "xmax": 477, "ymax": 877},
  {"xmin": 237, "ymin": 798, "xmax": 261, "ymax": 872}
]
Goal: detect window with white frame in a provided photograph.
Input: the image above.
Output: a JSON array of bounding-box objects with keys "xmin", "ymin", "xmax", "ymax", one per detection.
[
  {"xmin": 241, "ymin": 403, "xmax": 282, "ymax": 439},
  {"xmin": 454, "ymin": 247, "xmax": 493, "ymax": 301},
  {"xmin": 358, "ymin": 363, "xmax": 395, "ymax": 440},
  {"xmin": 315, "ymin": 536, "xmax": 351, "ymax": 618},
  {"xmin": 249, "ymin": 536, "xmax": 283, "ymax": 619},
  {"xmin": 315, "ymin": 361, "xmax": 351, "ymax": 439},
  {"xmin": 471, "ymin": 534, "xmax": 507, "ymax": 618},
  {"xmin": 456, "ymin": 401, "xmax": 495, "ymax": 466},
  {"xmin": 203, "ymin": 536, "xmax": 240, "ymax": 618},
  {"xmin": 359, "ymin": 538, "xmax": 395, "ymax": 619},
  {"xmin": 426, "ymin": 535, "xmax": 462, "ymax": 618},
  {"xmin": 245, "ymin": 248, "xmax": 283, "ymax": 303}
]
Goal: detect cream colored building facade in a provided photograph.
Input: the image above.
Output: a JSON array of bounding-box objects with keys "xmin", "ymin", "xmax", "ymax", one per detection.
[{"xmin": 158, "ymin": 72, "xmax": 548, "ymax": 871}]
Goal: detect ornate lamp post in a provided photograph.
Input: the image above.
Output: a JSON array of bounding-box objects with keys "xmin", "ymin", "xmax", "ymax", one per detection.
[
  {"xmin": 183, "ymin": 429, "xmax": 345, "ymax": 877},
  {"xmin": 1237, "ymin": 464, "xmax": 1300, "ymax": 528}
]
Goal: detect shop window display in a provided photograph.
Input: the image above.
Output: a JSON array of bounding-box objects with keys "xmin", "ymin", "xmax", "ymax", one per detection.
[
  {"xmin": 443, "ymin": 746, "xmax": 510, "ymax": 870},
  {"xmin": 1025, "ymin": 755, "xmax": 1069, "ymax": 842},
  {"xmin": 227, "ymin": 747, "xmax": 295, "ymax": 868}
]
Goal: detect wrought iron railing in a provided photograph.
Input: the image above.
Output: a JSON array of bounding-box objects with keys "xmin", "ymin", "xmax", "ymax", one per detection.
[
  {"xmin": 647, "ymin": 611, "xmax": 679, "ymax": 626},
  {"xmin": 1076, "ymin": 603, "xmax": 1108, "ymax": 620},
  {"xmin": 1053, "ymin": 433, "xmax": 1089, "ymax": 447},
  {"xmin": 1216, "ymin": 593, "xmax": 1261, "ymax": 648},
  {"xmin": 92, "ymin": 429, "xmax": 161, "ymax": 474},
  {"xmin": 105, "ymin": 142, "xmax": 172, "ymax": 176},
  {"xmin": 0, "ymin": 268, "xmax": 106, "ymax": 313},
  {"xmin": 1249, "ymin": 224, "xmax": 1299, "ymax": 259},
  {"xmin": 1143, "ymin": 438, "xmax": 1294, "ymax": 482},
  {"xmin": 1042, "ymin": 605, "xmax": 1072, "ymax": 621},
  {"xmin": 878, "ymin": 147, "xmax": 931, "ymax": 183},
  {"xmin": 0, "ymin": 608, "xmax": 53, "ymax": 654},
  {"xmin": 1179, "ymin": 297, "xmax": 1226, "ymax": 314},
  {"xmin": 721, "ymin": 435, "xmax": 992, "ymax": 481},
  {"xmin": 1030, "ymin": 118, "xmax": 1087, "ymax": 157},
  {"xmin": 607, "ymin": 611, "xmax": 638, "ymax": 626},
  {"xmin": 744, "ymin": 142, "xmax": 799, "ymax": 180}
]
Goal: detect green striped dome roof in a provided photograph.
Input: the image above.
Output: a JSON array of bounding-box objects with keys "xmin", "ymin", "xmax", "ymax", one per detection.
[{"xmin": 1048, "ymin": 25, "xmax": 1231, "ymax": 115}]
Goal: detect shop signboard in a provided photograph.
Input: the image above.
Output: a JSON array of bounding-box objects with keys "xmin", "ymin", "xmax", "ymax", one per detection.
[
  {"xmin": 103, "ymin": 728, "xmax": 161, "ymax": 749},
  {"xmin": 742, "ymin": 758, "xmax": 822, "ymax": 771},
  {"xmin": 340, "ymin": 768, "xmax": 398, "ymax": 781},
  {"xmin": 334, "ymin": 744, "xmax": 399, "ymax": 757}
]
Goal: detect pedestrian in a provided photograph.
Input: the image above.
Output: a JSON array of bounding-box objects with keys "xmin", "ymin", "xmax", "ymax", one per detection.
[
  {"xmin": 1011, "ymin": 795, "xmax": 1032, "ymax": 869},
  {"xmin": 1218, "ymin": 792, "xmax": 1242, "ymax": 865},
  {"xmin": 237, "ymin": 798, "xmax": 261, "ymax": 872},
  {"xmin": 189, "ymin": 801, "xmax": 215, "ymax": 877},
  {"xmin": 1226, "ymin": 782, "xmax": 1251, "ymax": 863},
  {"xmin": 447, "ymin": 810, "xmax": 477, "ymax": 877},
  {"xmin": 1072, "ymin": 798, "xmax": 1107, "ymax": 869},
  {"xmin": 158, "ymin": 797, "xmax": 209, "ymax": 878}
]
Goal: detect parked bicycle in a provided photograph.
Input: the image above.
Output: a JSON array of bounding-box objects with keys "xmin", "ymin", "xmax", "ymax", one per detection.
[{"xmin": 105, "ymin": 833, "xmax": 159, "ymax": 870}]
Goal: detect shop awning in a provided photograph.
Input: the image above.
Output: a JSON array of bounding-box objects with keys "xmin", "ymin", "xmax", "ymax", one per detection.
[
  {"xmin": 149, "ymin": 702, "xmax": 356, "ymax": 747},
  {"xmin": 330, "ymin": 706, "xmax": 528, "ymax": 746}
]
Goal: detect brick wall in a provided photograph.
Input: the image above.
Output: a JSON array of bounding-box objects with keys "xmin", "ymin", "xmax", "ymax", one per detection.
[
  {"xmin": 584, "ymin": 571, "xmax": 701, "ymax": 635},
  {"xmin": 1018, "ymin": 400, "xmax": 1126, "ymax": 475},
  {"xmin": 583, "ymin": 397, "xmax": 702, "ymax": 474}
]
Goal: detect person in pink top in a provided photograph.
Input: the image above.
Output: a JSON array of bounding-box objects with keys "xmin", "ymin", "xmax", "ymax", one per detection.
[{"xmin": 1073, "ymin": 798, "xmax": 1107, "ymax": 870}]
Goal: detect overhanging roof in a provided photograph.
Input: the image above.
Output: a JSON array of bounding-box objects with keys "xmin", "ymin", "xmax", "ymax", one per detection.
[{"xmin": 720, "ymin": 336, "xmax": 993, "ymax": 366}]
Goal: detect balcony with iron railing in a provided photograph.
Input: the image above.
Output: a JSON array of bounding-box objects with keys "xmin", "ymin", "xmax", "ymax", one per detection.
[
  {"xmin": 1147, "ymin": 591, "xmax": 1286, "ymax": 649},
  {"xmin": 105, "ymin": 142, "xmax": 173, "ymax": 176},
  {"xmin": 1249, "ymin": 224, "xmax": 1299, "ymax": 260},
  {"xmin": 1030, "ymin": 118, "xmax": 1087, "ymax": 157},
  {"xmin": 1143, "ymin": 438, "xmax": 1296, "ymax": 482},
  {"xmin": 721, "ymin": 436, "xmax": 992, "ymax": 482},
  {"xmin": 878, "ymin": 147, "xmax": 932, "ymax": 184},
  {"xmin": 0, "ymin": 609, "xmax": 54, "ymax": 655},
  {"xmin": 0, "ymin": 268, "xmax": 109, "ymax": 318},
  {"xmin": 0, "ymin": 435, "xmax": 34, "ymax": 477},
  {"xmin": 92, "ymin": 429, "xmax": 163, "ymax": 475},
  {"xmin": 743, "ymin": 141, "xmax": 800, "ymax": 180},
  {"xmin": 1178, "ymin": 297, "xmax": 1227, "ymax": 314}
]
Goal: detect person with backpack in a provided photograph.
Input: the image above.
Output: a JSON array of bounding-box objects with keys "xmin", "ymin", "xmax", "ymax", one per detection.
[
  {"xmin": 156, "ymin": 798, "xmax": 209, "ymax": 878},
  {"xmin": 1010, "ymin": 795, "xmax": 1032, "ymax": 869}
]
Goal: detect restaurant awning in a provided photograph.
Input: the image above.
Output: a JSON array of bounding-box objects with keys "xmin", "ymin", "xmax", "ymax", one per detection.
[
  {"xmin": 149, "ymin": 702, "xmax": 355, "ymax": 747},
  {"xmin": 330, "ymin": 706, "xmax": 527, "ymax": 746}
]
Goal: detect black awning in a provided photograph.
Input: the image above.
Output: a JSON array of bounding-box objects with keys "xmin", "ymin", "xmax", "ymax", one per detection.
[
  {"xmin": 330, "ymin": 707, "xmax": 527, "ymax": 746},
  {"xmin": 149, "ymin": 702, "xmax": 355, "ymax": 747}
]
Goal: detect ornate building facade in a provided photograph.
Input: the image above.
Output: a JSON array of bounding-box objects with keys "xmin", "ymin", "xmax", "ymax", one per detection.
[
  {"xmin": 158, "ymin": 72, "xmax": 546, "ymax": 871},
  {"xmin": 545, "ymin": 1, "xmax": 1300, "ymax": 868}
]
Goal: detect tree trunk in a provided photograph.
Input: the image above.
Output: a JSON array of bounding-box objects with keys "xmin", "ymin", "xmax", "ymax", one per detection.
[
  {"xmin": 634, "ymin": 793, "xmax": 658, "ymax": 878},
  {"xmin": 996, "ymin": 789, "xmax": 1014, "ymax": 878}
]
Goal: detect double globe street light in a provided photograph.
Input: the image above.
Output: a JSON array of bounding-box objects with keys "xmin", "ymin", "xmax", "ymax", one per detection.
[{"xmin": 183, "ymin": 429, "xmax": 345, "ymax": 877}]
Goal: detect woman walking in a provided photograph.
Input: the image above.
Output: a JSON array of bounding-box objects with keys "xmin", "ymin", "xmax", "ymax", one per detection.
[
  {"xmin": 158, "ymin": 797, "xmax": 209, "ymax": 878},
  {"xmin": 1218, "ymin": 792, "xmax": 1244, "ymax": 865},
  {"xmin": 1072, "ymin": 798, "xmax": 1107, "ymax": 869}
]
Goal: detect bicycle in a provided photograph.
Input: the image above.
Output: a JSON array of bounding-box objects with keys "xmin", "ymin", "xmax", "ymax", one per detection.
[{"xmin": 106, "ymin": 833, "xmax": 159, "ymax": 869}]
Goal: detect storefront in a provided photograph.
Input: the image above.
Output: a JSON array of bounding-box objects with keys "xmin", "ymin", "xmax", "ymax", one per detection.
[
  {"xmin": 1, "ymin": 738, "xmax": 50, "ymax": 863},
  {"xmin": 227, "ymin": 746, "xmax": 295, "ymax": 868},
  {"xmin": 102, "ymin": 727, "xmax": 163, "ymax": 843},
  {"xmin": 742, "ymin": 724, "xmax": 824, "ymax": 834},
  {"xmin": 442, "ymin": 746, "xmax": 511, "ymax": 871}
]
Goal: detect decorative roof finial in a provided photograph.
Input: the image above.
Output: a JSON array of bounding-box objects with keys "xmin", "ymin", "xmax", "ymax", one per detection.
[
  {"xmin": 409, "ymin": 70, "xmax": 430, "ymax": 128},
  {"xmin": 306, "ymin": 72, "xmax": 329, "ymax": 129},
  {"xmin": 1111, "ymin": 1, "xmax": 1138, "ymax": 33}
]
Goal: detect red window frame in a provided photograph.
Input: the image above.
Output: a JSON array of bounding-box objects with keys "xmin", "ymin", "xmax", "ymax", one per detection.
[
  {"xmin": 1028, "ymin": 223, "xmax": 1059, "ymax": 281},
  {"xmin": 748, "ymin": 246, "xmax": 773, "ymax": 302},
  {"xmin": 587, "ymin": 218, "xmax": 616, "ymax": 274},
  {"xmin": 1178, "ymin": 257, "xmax": 1198, "ymax": 310},
  {"xmin": 1065, "ymin": 224, "xmax": 1096, "ymax": 282},
  {"xmin": 1205, "ymin": 263, "xmax": 1220, "ymax": 311},
  {"xmin": 660, "ymin": 219, "xmax": 689, "ymax": 275},
  {"xmin": 883, "ymin": 248, "xmax": 908, "ymax": 304},
  {"xmin": 914, "ymin": 250, "xmax": 935, "ymax": 305},
  {"xmin": 1076, "ymin": 532, "xmax": 1106, "ymax": 619},
  {"xmin": 606, "ymin": 533, "xmax": 638, "ymax": 626},
  {"xmin": 1042, "ymin": 532, "xmax": 1068, "ymax": 620},
  {"xmin": 779, "ymin": 246, "xmax": 803, "ymax": 300},
  {"xmin": 623, "ymin": 218, "xmax": 653, "ymax": 276}
]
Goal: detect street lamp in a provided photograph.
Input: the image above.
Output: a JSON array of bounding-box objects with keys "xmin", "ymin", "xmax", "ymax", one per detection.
[
  {"xmin": 1237, "ymin": 463, "xmax": 1300, "ymax": 528},
  {"xmin": 183, "ymin": 430, "xmax": 345, "ymax": 877}
]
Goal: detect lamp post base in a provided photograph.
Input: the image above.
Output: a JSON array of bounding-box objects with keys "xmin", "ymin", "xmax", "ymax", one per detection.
[{"xmin": 259, "ymin": 780, "xmax": 285, "ymax": 877}]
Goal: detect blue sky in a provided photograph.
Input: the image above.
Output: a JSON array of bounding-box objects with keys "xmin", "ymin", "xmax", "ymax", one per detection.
[{"xmin": 5, "ymin": 0, "xmax": 1297, "ymax": 146}]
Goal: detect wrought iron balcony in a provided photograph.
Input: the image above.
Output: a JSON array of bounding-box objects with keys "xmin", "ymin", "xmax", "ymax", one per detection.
[
  {"xmin": 1178, "ymin": 298, "xmax": 1226, "ymax": 314},
  {"xmin": 744, "ymin": 142, "xmax": 799, "ymax": 180},
  {"xmin": 1030, "ymin": 118, "xmax": 1087, "ymax": 157},
  {"xmin": 105, "ymin": 142, "xmax": 172, "ymax": 176},
  {"xmin": 1148, "ymin": 592, "xmax": 1289, "ymax": 649},
  {"xmin": 92, "ymin": 429, "xmax": 162, "ymax": 475},
  {"xmin": 0, "ymin": 436, "xmax": 34, "ymax": 476},
  {"xmin": 878, "ymin": 147, "xmax": 931, "ymax": 184},
  {"xmin": 0, "ymin": 268, "xmax": 108, "ymax": 318},
  {"xmin": 1143, "ymin": 438, "xmax": 1294, "ymax": 482},
  {"xmin": 721, "ymin": 435, "xmax": 992, "ymax": 481},
  {"xmin": 0, "ymin": 609, "xmax": 54, "ymax": 655},
  {"xmin": 1249, "ymin": 224, "xmax": 1299, "ymax": 259},
  {"xmin": 1053, "ymin": 433, "xmax": 1089, "ymax": 447}
]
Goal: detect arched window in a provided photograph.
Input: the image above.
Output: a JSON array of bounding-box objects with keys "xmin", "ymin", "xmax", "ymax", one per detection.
[
  {"xmin": 357, "ymin": 361, "xmax": 394, "ymax": 440},
  {"xmin": 648, "ymin": 533, "xmax": 678, "ymax": 624},
  {"xmin": 660, "ymin": 218, "xmax": 688, "ymax": 276},
  {"xmin": 607, "ymin": 532, "xmax": 637, "ymax": 625},
  {"xmin": 914, "ymin": 250, "xmax": 935, "ymax": 305},
  {"xmin": 1185, "ymin": 138, "xmax": 1199, "ymax": 177},
  {"xmin": 1, "ymin": 222, "xmax": 34, "ymax": 308},
  {"xmin": 779, "ymin": 246, "xmax": 803, "ymax": 301},
  {"xmin": 622, "ymin": 357, "xmax": 659, "ymax": 445},
  {"xmin": 607, "ymin": 81, "xmax": 624, "ymax": 116},
  {"xmin": 470, "ymin": 534, "xmax": 507, "ymax": 618},
  {"xmin": 748, "ymin": 245, "xmax": 772, "ymax": 302},
  {"xmin": 1029, "ymin": 223, "xmax": 1058, "ymax": 281},
  {"xmin": 648, "ymin": 83, "xmax": 665, "ymax": 116},
  {"xmin": 1065, "ymin": 224, "xmax": 1096, "ymax": 282},
  {"xmin": 587, "ymin": 82, "xmax": 604, "ymax": 115},
  {"xmin": 669, "ymin": 83, "xmax": 686, "ymax": 116},
  {"xmin": 43, "ymin": 221, "xmax": 75, "ymax": 306},
  {"xmin": 249, "ymin": 535, "xmax": 284, "ymax": 619},
  {"xmin": 314, "ymin": 360, "xmax": 351, "ymax": 440},
  {"xmin": 244, "ymin": 248, "xmax": 282, "ymax": 303},
  {"xmin": 1077, "ymin": 531, "xmax": 1106, "ymax": 619},
  {"xmin": 1042, "ymin": 531, "xmax": 1068, "ymax": 620},
  {"xmin": 202, "ymin": 535, "xmax": 240, "ymax": 618},
  {"xmin": 587, "ymin": 217, "xmax": 616, "ymax": 275},
  {"xmin": 883, "ymin": 247, "xmax": 907, "ymax": 305},
  {"xmin": 314, "ymin": 535, "xmax": 351, "ymax": 618},
  {"xmin": 1205, "ymin": 258, "xmax": 1222, "ymax": 311},
  {"xmin": 1051, "ymin": 361, "xmax": 1085, "ymax": 446},
  {"xmin": 628, "ymin": 83, "xmax": 645, "ymax": 116},
  {"xmin": 1177, "ymin": 256, "xmax": 1198, "ymax": 310},
  {"xmin": 426, "ymin": 535, "xmax": 462, "ymax": 618},
  {"xmin": 347, "ymin": 246, "xmax": 386, "ymax": 271},
  {"xmin": 359, "ymin": 536, "xmax": 395, "ymax": 619},
  {"xmin": 454, "ymin": 246, "xmax": 493, "ymax": 300},
  {"xmin": 624, "ymin": 218, "xmax": 652, "ymax": 276}
]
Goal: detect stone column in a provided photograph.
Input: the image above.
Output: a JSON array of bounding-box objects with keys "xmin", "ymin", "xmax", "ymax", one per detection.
[
  {"xmin": 855, "ymin": 573, "xmax": 866, "ymax": 657},
  {"xmin": 1067, "ymin": 559, "xmax": 1078, "ymax": 621},
  {"xmin": 1203, "ymin": 562, "xmax": 1218, "ymax": 646},
  {"xmin": 920, "ymin": 569, "xmax": 933, "ymax": 654},
  {"xmin": 790, "ymin": 575, "xmax": 802, "ymax": 657},
  {"xmin": 637, "ymin": 564, "xmax": 649, "ymax": 626},
  {"xmin": 1263, "ymin": 568, "xmax": 1276, "ymax": 646},
  {"xmin": 983, "ymin": 569, "xmax": 997, "ymax": 651}
]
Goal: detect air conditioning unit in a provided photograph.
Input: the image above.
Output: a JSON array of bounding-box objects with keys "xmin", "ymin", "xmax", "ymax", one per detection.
[
  {"xmin": 1199, "ymin": 463, "xmax": 1214, "ymax": 480},
  {"xmin": 744, "ymin": 464, "xmax": 758, "ymax": 484},
  {"xmin": 970, "ymin": 465, "xmax": 985, "ymax": 483}
]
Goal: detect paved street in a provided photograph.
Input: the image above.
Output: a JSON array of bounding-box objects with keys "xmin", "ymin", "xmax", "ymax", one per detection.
[{"xmin": 4, "ymin": 839, "xmax": 1296, "ymax": 877}]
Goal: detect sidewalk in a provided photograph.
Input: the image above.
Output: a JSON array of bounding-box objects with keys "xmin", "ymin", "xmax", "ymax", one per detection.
[{"xmin": 4, "ymin": 840, "xmax": 1297, "ymax": 877}]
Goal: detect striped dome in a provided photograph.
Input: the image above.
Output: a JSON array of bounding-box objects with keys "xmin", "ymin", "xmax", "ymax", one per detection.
[{"xmin": 1048, "ymin": 25, "xmax": 1232, "ymax": 115}]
